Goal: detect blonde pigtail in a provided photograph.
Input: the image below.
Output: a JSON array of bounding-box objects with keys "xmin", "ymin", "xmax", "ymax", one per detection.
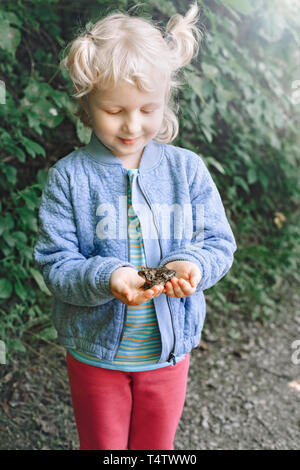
[
  {"xmin": 165, "ymin": 2, "xmax": 203, "ymax": 69},
  {"xmin": 60, "ymin": 34, "xmax": 99, "ymax": 98}
]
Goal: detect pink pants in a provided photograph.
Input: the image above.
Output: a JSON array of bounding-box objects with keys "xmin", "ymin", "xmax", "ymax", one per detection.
[{"xmin": 66, "ymin": 351, "xmax": 190, "ymax": 450}]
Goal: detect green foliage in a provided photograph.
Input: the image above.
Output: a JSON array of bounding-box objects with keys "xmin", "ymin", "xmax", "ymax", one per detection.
[
  {"xmin": 0, "ymin": 0, "xmax": 299, "ymax": 355},
  {"xmin": 174, "ymin": 0, "xmax": 300, "ymax": 321}
]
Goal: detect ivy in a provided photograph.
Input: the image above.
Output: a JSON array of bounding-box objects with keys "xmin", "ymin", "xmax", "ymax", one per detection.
[{"xmin": 0, "ymin": 0, "xmax": 299, "ymax": 354}]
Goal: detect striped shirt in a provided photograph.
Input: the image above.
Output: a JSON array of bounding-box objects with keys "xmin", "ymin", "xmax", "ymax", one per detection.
[{"xmin": 68, "ymin": 169, "xmax": 185, "ymax": 371}]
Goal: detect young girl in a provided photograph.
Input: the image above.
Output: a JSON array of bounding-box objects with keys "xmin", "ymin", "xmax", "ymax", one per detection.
[{"xmin": 34, "ymin": 2, "xmax": 236, "ymax": 450}]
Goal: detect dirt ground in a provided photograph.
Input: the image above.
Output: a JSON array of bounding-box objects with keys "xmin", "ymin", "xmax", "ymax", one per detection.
[{"xmin": 0, "ymin": 281, "xmax": 299, "ymax": 450}]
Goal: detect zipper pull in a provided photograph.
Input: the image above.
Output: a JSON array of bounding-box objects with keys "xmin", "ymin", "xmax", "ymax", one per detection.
[{"xmin": 168, "ymin": 352, "xmax": 176, "ymax": 366}]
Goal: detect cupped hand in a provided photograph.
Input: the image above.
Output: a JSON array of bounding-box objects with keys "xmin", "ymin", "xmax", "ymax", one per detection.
[
  {"xmin": 161, "ymin": 260, "xmax": 201, "ymax": 298},
  {"xmin": 109, "ymin": 267, "xmax": 164, "ymax": 306}
]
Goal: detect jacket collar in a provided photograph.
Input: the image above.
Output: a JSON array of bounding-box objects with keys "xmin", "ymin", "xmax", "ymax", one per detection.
[{"xmin": 84, "ymin": 131, "xmax": 163, "ymax": 173}]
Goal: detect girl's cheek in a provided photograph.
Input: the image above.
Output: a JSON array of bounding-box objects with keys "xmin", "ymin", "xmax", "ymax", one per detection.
[{"xmin": 94, "ymin": 117, "xmax": 116, "ymax": 133}]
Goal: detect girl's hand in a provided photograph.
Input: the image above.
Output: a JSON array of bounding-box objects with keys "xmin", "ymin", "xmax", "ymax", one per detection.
[
  {"xmin": 109, "ymin": 267, "xmax": 164, "ymax": 306},
  {"xmin": 162, "ymin": 261, "xmax": 201, "ymax": 298}
]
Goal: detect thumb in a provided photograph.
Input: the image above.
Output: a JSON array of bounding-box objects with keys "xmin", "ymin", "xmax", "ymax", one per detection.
[{"xmin": 113, "ymin": 279, "xmax": 131, "ymax": 299}]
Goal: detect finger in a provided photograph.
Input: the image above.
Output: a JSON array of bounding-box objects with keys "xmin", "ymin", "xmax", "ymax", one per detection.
[
  {"xmin": 189, "ymin": 270, "xmax": 201, "ymax": 288},
  {"xmin": 146, "ymin": 285, "xmax": 163, "ymax": 299},
  {"xmin": 143, "ymin": 288, "xmax": 155, "ymax": 299},
  {"xmin": 180, "ymin": 279, "xmax": 196, "ymax": 297},
  {"xmin": 126, "ymin": 290, "xmax": 150, "ymax": 306},
  {"xmin": 122, "ymin": 292, "xmax": 132, "ymax": 303},
  {"xmin": 171, "ymin": 277, "xmax": 185, "ymax": 298},
  {"xmin": 190, "ymin": 278, "xmax": 200, "ymax": 288},
  {"xmin": 121, "ymin": 287, "xmax": 132, "ymax": 302},
  {"xmin": 153, "ymin": 285, "xmax": 164, "ymax": 294},
  {"xmin": 164, "ymin": 281, "xmax": 175, "ymax": 297},
  {"xmin": 154, "ymin": 284, "xmax": 164, "ymax": 292},
  {"xmin": 178, "ymin": 278, "xmax": 193, "ymax": 295}
]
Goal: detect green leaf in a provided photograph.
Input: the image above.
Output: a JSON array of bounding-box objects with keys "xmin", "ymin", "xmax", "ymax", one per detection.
[
  {"xmin": 51, "ymin": 90, "xmax": 76, "ymax": 113},
  {"xmin": 22, "ymin": 81, "xmax": 64, "ymax": 129},
  {"xmin": 30, "ymin": 268, "xmax": 52, "ymax": 296},
  {"xmin": 0, "ymin": 217, "xmax": 5, "ymax": 236},
  {"xmin": 2, "ymin": 231, "xmax": 15, "ymax": 248},
  {"xmin": 188, "ymin": 73, "xmax": 206, "ymax": 104},
  {"xmin": 205, "ymin": 156, "xmax": 226, "ymax": 174},
  {"xmin": 37, "ymin": 169, "xmax": 49, "ymax": 188},
  {"xmin": 15, "ymin": 147, "xmax": 26, "ymax": 163},
  {"xmin": 0, "ymin": 18, "xmax": 21, "ymax": 57},
  {"xmin": 38, "ymin": 326, "xmax": 57, "ymax": 340},
  {"xmin": 20, "ymin": 246, "xmax": 34, "ymax": 261},
  {"xmin": 76, "ymin": 119, "xmax": 92, "ymax": 144},
  {"xmin": 234, "ymin": 176, "xmax": 250, "ymax": 194},
  {"xmin": 17, "ymin": 208, "xmax": 38, "ymax": 232},
  {"xmin": 0, "ymin": 214, "xmax": 14, "ymax": 233},
  {"xmin": 8, "ymin": 338, "xmax": 26, "ymax": 353},
  {"xmin": 247, "ymin": 167, "xmax": 257, "ymax": 184},
  {"xmin": 202, "ymin": 63, "xmax": 219, "ymax": 78},
  {"xmin": 20, "ymin": 188, "xmax": 40, "ymax": 211},
  {"xmin": 12, "ymin": 231, "xmax": 28, "ymax": 245},
  {"xmin": 0, "ymin": 278, "xmax": 13, "ymax": 299},
  {"xmin": 202, "ymin": 127, "xmax": 213, "ymax": 143},
  {"xmin": 258, "ymin": 171, "xmax": 269, "ymax": 190},
  {"xmin": 1, "ymin": 165, "xmax": 17, "ymax": 186},
  {"xmin": 14, "ymin": 279, "xmax": 27, "ymax": 301},
  {"xmin": 21, "ymin": 137, "xmax": 46, "ymax": 158},
  {"xmin": 32, "ymin": 98, "xmax": 63, "ymax": 129}
]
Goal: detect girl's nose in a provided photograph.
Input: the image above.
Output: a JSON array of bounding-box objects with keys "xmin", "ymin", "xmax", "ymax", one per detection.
[{"xmin": 121, "ymin": 112, "xmax": 142, "ymax": 136}]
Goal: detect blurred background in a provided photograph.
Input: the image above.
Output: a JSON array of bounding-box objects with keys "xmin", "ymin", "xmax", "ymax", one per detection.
[{"xmin": 0, "ymin": 0, "xmax": 299, "ymax": 450}]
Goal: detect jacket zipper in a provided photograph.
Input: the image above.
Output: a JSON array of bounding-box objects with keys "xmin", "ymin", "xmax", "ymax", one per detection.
[
  {"xmin": 113, "ymin": 172, "xmax": 129, "ymax": 360},
  {"xmin": 137, "ymin": 174, "xmax": 177, "ymax": 366}
]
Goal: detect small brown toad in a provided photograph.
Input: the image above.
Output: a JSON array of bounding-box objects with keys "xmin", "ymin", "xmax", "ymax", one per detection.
[{"xmin": 138, "ymin": 266, "xmax": 176, "ymax": 290}]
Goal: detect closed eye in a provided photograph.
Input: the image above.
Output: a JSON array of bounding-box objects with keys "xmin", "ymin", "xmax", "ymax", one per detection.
[{"xmin": 105, "ymin": 109, "xmax": 155, "ymax": 115}]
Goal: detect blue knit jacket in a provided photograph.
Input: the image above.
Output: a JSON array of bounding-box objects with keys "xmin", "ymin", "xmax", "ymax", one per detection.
[{"xmin": 33, "ymin": 132, "xmax": 237, "ymax": 364}]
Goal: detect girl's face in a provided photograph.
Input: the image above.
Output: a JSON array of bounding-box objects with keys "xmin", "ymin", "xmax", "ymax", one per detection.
[{"xmin": 84, "ymin": 79, "xmax": 166, "ymax": 166}]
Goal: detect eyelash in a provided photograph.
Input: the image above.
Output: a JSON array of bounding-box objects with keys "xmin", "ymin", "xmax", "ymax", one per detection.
[{"xmin": 106, "ymin": 110, "xmax": 154, "ymax": 115}]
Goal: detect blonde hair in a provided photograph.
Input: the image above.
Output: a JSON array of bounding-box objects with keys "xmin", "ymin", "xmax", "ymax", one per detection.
[{"xmin": 59, "ymin": 2, "xmax": 203, "ymax": 143}]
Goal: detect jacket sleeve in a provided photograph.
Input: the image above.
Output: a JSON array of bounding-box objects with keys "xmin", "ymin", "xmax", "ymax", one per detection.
[
  {"xmin": 33, "ymin": 166, "xmax": 135, "ymax": 307},
  {"xmin": 158, "ymin": 156, "xmax": 237, "ymax": 292}
]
